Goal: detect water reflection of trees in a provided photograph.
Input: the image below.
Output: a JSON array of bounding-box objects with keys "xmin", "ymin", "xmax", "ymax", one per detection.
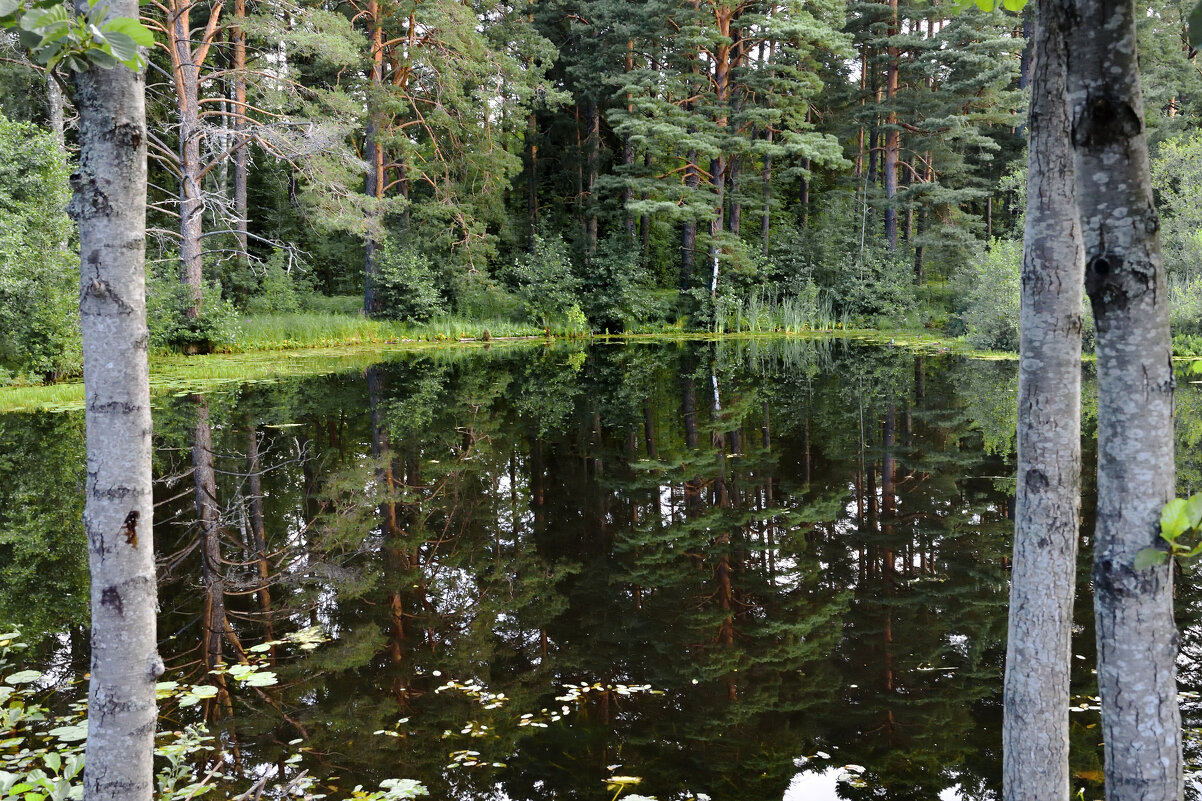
[{"xmin": 8, "ymin": 343, "xmax": 1202, "ymax": 799}]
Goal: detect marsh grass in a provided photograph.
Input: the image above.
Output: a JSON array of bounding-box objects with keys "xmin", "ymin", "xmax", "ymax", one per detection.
[
  {"xmin": 222, "ymin": 313, "xmax": 548, "ymax": 352},
  {"xmin": 715, "ymin": 288, "xmax": 848, "ymax": 334},
  {"xmin": 0, "ymin": 339, "xmax": 548, "ymax": 413}
]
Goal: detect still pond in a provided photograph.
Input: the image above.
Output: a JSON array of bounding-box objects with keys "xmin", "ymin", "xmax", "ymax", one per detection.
[{"xmin": 4, "ymin": 338, "xmax": 1202, "ymax": 800}]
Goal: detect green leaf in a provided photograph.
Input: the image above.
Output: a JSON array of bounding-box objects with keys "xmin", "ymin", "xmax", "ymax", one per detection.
[
  {"xmin": 104, "ymin": 16, "xmax": 152, "ymax": 46},
  {"xmin": 242, "ymin": 671, "xmax": 277, "ymax": 687},
  {"xmin": 47, "ymin": 723, "xmax": 87, "ymax": 742},
  {"xmin": 43, "ymin": 753, "xmax": 60, "ymax": 773},
  {"xmin": 973, "ymin": 0, "xmax": 995, "ymax": 10},
  {"xmin": 0, "ymin": 0, "xmax": 21, "ymax": 18},
  {"xmin": 1135, "ymin": 547, "xmax": 1169, "ymax": 570},
  {"xmin": 189, "ymin": 684, "xmax": 219, "ymax": 698},
  {"xmin": 226, "ymin": 664, "xmax": 254, "ymax": 680},
  {"xmin": 6, "ymin": 670, "xmax": 42, "ymax": 684},
  {"xmin": 1190, "ymin": 0, "xmax": 1202, "ymax": 50},
  {"xmin": 1188, "ymin": 494, "xmax": 1202, "ymax": 529},
  {"xmin": 1162, "ymin": 497, "xmax": 1191, "ymax": 540},
  {"xmin": 1001, "ymin": 0, "xmax": 1027, "ymax": 10},
  {"xmin": 99, "ymin": 31, "xmax": 138, "ymax": 64}
]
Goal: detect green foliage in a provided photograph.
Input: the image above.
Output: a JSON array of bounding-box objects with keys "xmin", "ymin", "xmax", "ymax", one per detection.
[
  {"xmin": 373, "ymin": 240, "xmax": 447, "ymax": 323},
  {"xmin": 1137, "ymin": 491, "xmax": 1202, "ymax": 568},
  {"xmin": 505, "ymin": 234, "xmax": 585, "ymax": 328},
  {"xmin": 957, "ymin": 238, "xmax": 1021, "ymax": 351},
  {"xmin": 0, "ymin": 115, "xmax": 79, "ymax": 382},
  {"xmin": 1150, "ymin": 133, "xmax": 1202, "ymax": 281},
  {"xmin": 833, "ymin": 250, "xmax": 919, "ymax": 329},
  {"xmin": 2, "ymin": 0, "xmax": 154, "ymax": 72},
  {"xmin": 244, "ymin": 250, "xmax": 304, "ymax": 315},
  {"xmin": 146, "ymin": 266, "xmax": 242, "ymax": 354},
  {"xmin": 0, "ymin": 627, "xmax": 427, "ymax": 801},
  {"xmin": 581, "ymin": 235, "xmax": 665, "ymax": 331},
  {"xmin": 1170, "ymin": 274, "xmax": 1202, "ymax": 336}
]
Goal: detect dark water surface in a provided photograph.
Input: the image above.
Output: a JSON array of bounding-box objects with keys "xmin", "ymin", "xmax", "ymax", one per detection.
[{"xmin": 5, "ymin": 339, "xmax": 1202, "ymax": 800}]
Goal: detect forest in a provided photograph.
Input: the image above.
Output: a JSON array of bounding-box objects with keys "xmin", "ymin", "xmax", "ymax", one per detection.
[{"xmin": 2, "ymin": 0, "xmax": 1202, "ymax": 385}]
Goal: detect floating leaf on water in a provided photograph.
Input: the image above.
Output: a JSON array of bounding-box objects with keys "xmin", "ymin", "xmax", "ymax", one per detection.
[
  {"xmin": 48, "ymin": 723, "xmax": 88, "ymax": 742},
  {"xmin": 5, "ymin": 671, "xmax": 41, "ymax": 684}
]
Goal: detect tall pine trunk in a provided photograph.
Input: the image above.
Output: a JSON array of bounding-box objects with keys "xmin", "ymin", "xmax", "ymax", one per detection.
[
  {"xmin": 584, "ymin": 98, "xmax": 599, "ymax": 257},
  {"xmin": 1002, "ymin": 0, "xmax": 1085, "ymax": 797},
  {"xmin": 70, "ymin": 4, "xmax": 162, "ymax": 794},
  {"xmin": 232, "ymin": 0, "xmax": 248, "ymax": 256},
  {"xmin": 1070, "ymin": 0, "xmax": 1181, "ymax": 794},
  {"xmin": 883, "ymin": 0, "xmax": 900, "ymax": 249},
  {"xmin": 175, "ymin": 11, "xmax": 205, "ymax": 319},
  {"xmin": 364, "ymin": 0, "xmax": 385, "ymax": 313}
]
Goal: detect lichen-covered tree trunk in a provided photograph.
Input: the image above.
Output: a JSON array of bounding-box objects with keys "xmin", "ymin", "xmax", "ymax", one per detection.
[
  {"xmin": 69, "ymin": 3, "xmax": 162, "ymax": 796},
  {"xmin": 1002, "ymin": 0, "xmax": 1084, "ymax": 797},
  {"xmin": 1070, "ymin": 0, "xmax": 1181, "ymax": 794}
]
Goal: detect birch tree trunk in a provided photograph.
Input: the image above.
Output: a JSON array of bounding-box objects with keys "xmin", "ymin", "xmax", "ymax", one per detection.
[
  {"xmin": 1002, "ymin": 0, "xmax": 1085, "ymax": 797},
  {"xmin": 68, "ymin": 1, "xmax": 162, "ymax": 795},
  {"xmin": 1070, "ymin": 0, "xmax": 1181, "ymax": 794}
]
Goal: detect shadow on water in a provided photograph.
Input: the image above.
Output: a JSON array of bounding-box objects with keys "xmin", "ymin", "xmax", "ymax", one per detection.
[{"xmin": 6, "ymin": 339, "xmax": 1202, "ymax": 800}]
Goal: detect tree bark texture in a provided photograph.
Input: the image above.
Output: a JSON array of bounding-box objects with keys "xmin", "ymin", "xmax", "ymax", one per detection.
[
  {"xmin": 364, "ymin": 0, "xmax": 385, "ymax": 313},
  {"xmin": 1070, "ymin": 0, "xmax": 1182, "ymax": 795},
  {"xmin": 232, "ymin": 0, "xmax": 248, "ymax": 256},
  {"xmin": 1002, "ymin": 0, "xmax": 1085, "ymax": 798},
  {"xmin": 69, "ymin": 6, "xmax": 162, "ymax": 796},
  {"xmin": 584, "ymin": 98, "xmax": 599, "ymax": 257}
]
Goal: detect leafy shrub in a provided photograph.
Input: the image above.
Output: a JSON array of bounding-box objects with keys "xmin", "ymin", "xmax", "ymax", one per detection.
[
  {"xmin": 1151, "ymin": 134, "xmax": 1202, "ymax": 280},
  {"xmin": 300, "ymin": 294, "xmax": 364, "ymax": 315},
  {"xmin": 505, "ymin": 234, "xmax": 583, "ymax": 326},
  {"xmin": 244, "ymin": 249, "xmax": 303, "ymax": 315},
  {"xmin": 958, "ymin": 238, "xmax": 1021, "ymax": 351},
  {"xmin": 373, "ymin": 239, "xmax": 447, "ymax": 323},
  {"xmin": 147, "ymin": 266, "xmax": 242, "ymax": 353},
  {"xmin": 1170, "ymin": 274, "xmax": 1202, "ymax": 337},
  {"xmin": 833, "ymin": 249, "xmax": 919, "ymax": 329},
  {"xmin": 0, "ymin": 114, "xmax": 80, "ymax": 381},
  {"xmin": 582, "ymin": 235, "xmax": 665, "ymax": 331}
]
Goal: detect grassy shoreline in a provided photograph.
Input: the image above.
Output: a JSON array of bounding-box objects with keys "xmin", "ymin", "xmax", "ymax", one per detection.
[{"xmin": 4, "ymin": 312, "xmax": 1199, "ymax": 414}]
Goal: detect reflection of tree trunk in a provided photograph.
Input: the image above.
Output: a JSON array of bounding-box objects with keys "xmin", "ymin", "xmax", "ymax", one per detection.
[
  {"xmin": 191, "ymin": 397, "xmax": 244, "ymax": 720},
  {"xmin": 882, "ymin": 404, "xmax": 896, "ymax": 577},
  {"xmin": 368, "ymin": 368, "xmax": 409, "ymax": 675},
  {"xmin": 682, "ymin": 378, "xmax": 701, "ymax": 513},
  {"xmin": 643, "ymin": 403, "xmax": 657, "ymax": 459},
  {"xmin": 709, "ymin": 374, "xmax": 735, "ymax": 701},
  {"xmin": 193, "ymin": 398, "xmax": 228, "ymax": 671},
  {"xmin": 245, "ymin": 425, "xmax": 275, "ymax": 656}
]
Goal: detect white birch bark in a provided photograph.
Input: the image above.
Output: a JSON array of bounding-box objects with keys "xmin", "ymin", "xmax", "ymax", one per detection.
[
  {"xmin": 1002, "ymin": 1, "xmax": 1085, "ymax": 798},
  {"xmin": 68, "ymin": 1, "xmax": 162, "ymax": 797},
  {"xmin": 1069, "ymin": 0, "xmax": 1181, "ymax": 796}
]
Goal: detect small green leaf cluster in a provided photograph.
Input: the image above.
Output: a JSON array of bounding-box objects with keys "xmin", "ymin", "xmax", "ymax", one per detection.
[
  {"xmin": 0, "ymin": 626, "xmax": 422, "ymax": 801},
  {"xmin": 0, "ymin": 0, "xmax": 153, "ymax": 73},
  {"xmin": 1136, "ymin": 495, "xmax": 1202, "ymax": 569}
]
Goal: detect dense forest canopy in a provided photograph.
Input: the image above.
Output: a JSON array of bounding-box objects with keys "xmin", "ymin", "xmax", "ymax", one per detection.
[{"xmin": 1, "ymin": 0, "xmax": 1202, "ymax": 378}]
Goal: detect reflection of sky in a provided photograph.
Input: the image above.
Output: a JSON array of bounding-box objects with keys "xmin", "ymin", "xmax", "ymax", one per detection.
[{"xmin": 783, "ymin": 770, "xmax": 964, "ymax": 801}]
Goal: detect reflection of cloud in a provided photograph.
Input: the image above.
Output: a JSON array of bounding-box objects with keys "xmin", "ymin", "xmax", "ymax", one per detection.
[
  {"xmin": 783, "ymin": 768, "xmax": 841, "ymax": 801},
  {"xmin": 783, "ymin": 770, "xmax": 965, "ymax": 801}
]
